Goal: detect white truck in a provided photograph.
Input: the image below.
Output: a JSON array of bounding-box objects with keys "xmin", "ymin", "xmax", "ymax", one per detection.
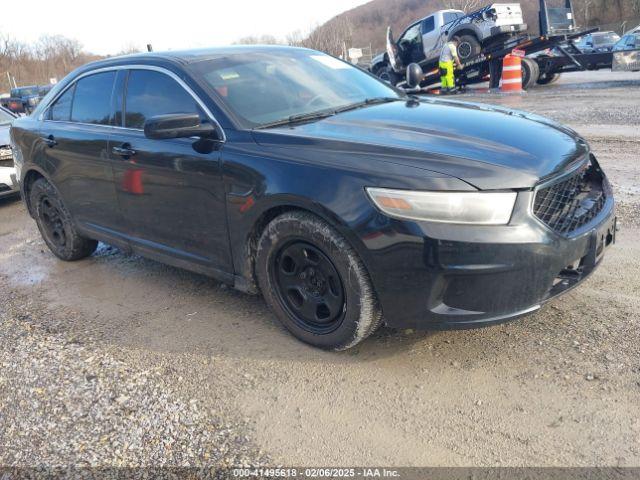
[{"xmin": 371, "ymin": 3, "xmax": 527, "ymax": 83}]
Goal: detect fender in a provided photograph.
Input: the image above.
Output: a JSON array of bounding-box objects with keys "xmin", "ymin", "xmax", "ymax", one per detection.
[
  {"xmin": 447, "ymin": 24, "xmax": 483, "ymax": 42},
  {"xmin": 19, "ymin": 165, "xmax": 53, "ymax": 217},
  {"xmin": 229, "ymin": 192, "xmax": 377, "ymax": 295}
]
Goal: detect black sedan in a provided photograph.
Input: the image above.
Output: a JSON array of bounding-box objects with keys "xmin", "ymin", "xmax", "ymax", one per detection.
[{"xmin": 10, "ymin": 46, "xmax": 616, "ymax": 350}]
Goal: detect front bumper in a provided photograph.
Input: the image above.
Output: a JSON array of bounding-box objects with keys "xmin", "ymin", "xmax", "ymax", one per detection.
[{"xmin": 362, "ymin": 187, "xmax": 616, "ymax": 330}]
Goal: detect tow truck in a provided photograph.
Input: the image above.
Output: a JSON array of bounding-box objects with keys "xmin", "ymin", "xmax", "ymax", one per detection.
[{"xmin": 376, "ymin": 0, "xmax": 631, "ymax": 91}]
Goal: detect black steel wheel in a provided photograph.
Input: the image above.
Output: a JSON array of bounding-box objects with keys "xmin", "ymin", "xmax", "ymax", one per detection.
[
  {"xmin": 38, "ymin": 196, "xmax": 67, "ymax": 249},
  {"xmin": 30, "ymin": 178, "xmax": 98, "ymax": 261},
  {"xmin": 272, "ymin": 241, "xmax": 345, "ymax": 335},
  {"xmin": 255, "ymin": 211, "xmax": 383, "ymax": 350}
]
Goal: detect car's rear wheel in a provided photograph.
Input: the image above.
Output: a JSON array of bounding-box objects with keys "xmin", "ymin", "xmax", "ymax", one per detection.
[
  {"xmin": 30, "ymin": 178, "xmax": 98, "ymax": 261},
  {"xmin": 255, "ymin": 211, "xmax": 383, "ymax": 350}
]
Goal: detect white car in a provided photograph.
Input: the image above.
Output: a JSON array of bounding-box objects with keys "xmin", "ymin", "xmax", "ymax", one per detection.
[{"xmin": 0, "ymin": 106, "xmax": 18, "ymax": 198}]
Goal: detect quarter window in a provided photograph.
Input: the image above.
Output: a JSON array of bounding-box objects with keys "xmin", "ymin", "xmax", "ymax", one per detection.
[
  {"xmin": 124, "ymin": 70, "xmax": 201, "ymax": 130},
  {"xmin": 71, "ymin": 72, "xmax": 116, "ymax": 125},
  {"xmin": 49, "ymin": 84, "xmax": 74, "ymax": 121}
]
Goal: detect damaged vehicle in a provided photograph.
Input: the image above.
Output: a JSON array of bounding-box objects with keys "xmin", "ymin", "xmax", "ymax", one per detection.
[
  {"xmin": 0, "ymin": 106, "xmax": 18, "ymax": 198},
  {"xmin": 575, "ymin": 32, "xmax": 621, "ymax": 53},
  {"xmin": 371, "ymin": 3, "xmax": 527, "ymax": 83},
  {"xmin": 11, "ymin": 46, "xmax": 616, "ymax": 350}
]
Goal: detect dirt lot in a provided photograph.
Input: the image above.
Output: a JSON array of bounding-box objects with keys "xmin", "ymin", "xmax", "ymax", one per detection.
[{"xmin": 1, "ymin": 70, "xmax": 639, "ymax": 468}]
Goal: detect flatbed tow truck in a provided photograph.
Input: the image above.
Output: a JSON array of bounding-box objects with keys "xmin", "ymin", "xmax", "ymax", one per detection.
[{"xmin": 393, "ymin": 0, "xmax": 623, "ymax": 91}]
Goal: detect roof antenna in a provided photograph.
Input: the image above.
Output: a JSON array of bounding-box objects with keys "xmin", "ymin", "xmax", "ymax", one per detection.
[{"xmin": 147, "ymin": 44, "xmax": 153, "ymax": 52}]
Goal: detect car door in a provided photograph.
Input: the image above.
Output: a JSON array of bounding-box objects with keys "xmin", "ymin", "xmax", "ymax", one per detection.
[
  {"xmin": 397, "ymin": 22, "xmax": 424, "ymax": 66},
  {"xmin": 38, "ymin": 71, "xmax": 124, "ymax": 235},
  {"xmin": 421, "ymin": 15, "xmax": 443, "ymax": 62},
  {"xmin": 109, "ymin": 67, "xmax": 232, "ymax": 272}
]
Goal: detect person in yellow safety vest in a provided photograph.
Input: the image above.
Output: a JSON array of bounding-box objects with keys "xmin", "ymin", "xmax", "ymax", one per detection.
[{"xmin": 439, "ymin": 39, "xmax": 463, "ymax": 94}]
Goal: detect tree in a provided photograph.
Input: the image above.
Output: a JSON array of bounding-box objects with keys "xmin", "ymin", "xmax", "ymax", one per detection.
[
  {"xmin": 441, "ymin": 0, "xmax": 485, "ymax": 12},
  {"xmin": 233, "ymin": 34, "xmax": 281, "ymax": 45}
]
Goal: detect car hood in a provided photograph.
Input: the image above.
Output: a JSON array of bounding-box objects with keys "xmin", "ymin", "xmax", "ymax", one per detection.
[{"xmin": 254, "ymin": 98, "xmax": 588, "ymax": 190}]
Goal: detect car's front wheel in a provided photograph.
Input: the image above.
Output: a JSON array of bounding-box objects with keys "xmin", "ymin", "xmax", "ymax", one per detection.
[
  {"xmin": 255, "ymin": 211, "xmax": 383, "ymax": 350},
  {"xmin": 30, "ymin": 178, "xmax": 98, "ymax": 261},
  {"xmin": 376, "ymin": 64, "xmax": 401, "ymax": 86},
  {"xmin": 455, "ymin": 35, "xmax": 482, "ymax": 61}
]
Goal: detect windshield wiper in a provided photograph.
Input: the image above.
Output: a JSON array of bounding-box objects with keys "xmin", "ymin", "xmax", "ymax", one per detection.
[
  {"xmin": 256, "ymin": 109, "xmax": 336, "ymax": 129},
  {"xmin": 255, "ymin": 97, "xmax": 408, "ymax": 130},
  {"xmin": 334, "ymin": 97, "xmax": 406, "ymax": 114}
]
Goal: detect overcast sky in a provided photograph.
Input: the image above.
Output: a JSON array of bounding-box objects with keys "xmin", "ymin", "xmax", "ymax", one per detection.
[{"xmin": 0, "ymin": 0, "xmax": 370, "ymax": 55}]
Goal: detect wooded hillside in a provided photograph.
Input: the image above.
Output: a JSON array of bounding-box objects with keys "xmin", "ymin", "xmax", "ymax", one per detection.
[{"xmin": 308, "ymin": 0, "xmax": 640, "ymax": 55}]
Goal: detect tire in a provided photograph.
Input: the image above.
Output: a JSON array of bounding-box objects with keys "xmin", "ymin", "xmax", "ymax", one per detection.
[
  {"xmin": 455, "ymin": 35, "xmax": 482, "ymax": 62},
  {"xmin": 537, "ymin": 72, "xmax": 561, "ymax": 85},
  {"xmin": 255, "ymin": 211, "xmax": 383, "ymax": 351},
  {"xmin": 521, "ymin": 58, "xmax": 540, "ymax": 90},
  {"xmin": 30, "ymin": 178, "xmax": 98, "ymax": 261},
  {"xmin": 376, "ymin": 64, "xmax": 401, "ymax": 86}
]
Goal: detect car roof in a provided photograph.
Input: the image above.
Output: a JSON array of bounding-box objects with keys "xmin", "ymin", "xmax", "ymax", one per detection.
[{"xmin": 83, "ymin": 45, "xmax": 314, "ymax": 70}]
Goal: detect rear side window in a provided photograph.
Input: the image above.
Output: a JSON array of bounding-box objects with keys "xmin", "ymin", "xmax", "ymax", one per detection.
[
  {"xmin": 71, "ymin": 72, "xmax": 116, "ymax": 125},
  {"xmin": 124, "ymin": 70, "xmax": 200, "ymax": 130},
  {"xmin": 443, "ymin": 12, "xmax": 459, "ymax": 24},
  {"xmin": 49, "ymin": 84, "xmax": 75, "ymax": 121},
  {"xmin": 422, "ymin": 16, "xmax": 435, "ymax": 33}
]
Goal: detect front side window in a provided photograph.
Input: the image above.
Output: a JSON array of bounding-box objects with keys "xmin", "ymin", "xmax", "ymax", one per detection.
[
  {"xmin": 49, "ymin": 84, "xmax": 75, "ymax": 121},
  {"xmin": 124, "ymin": 70, "xmax": 200, "ymax": 130},
  {"xmin": 71, "ymin": 72, "xmax": 116, "ymax": 125},
  {"xmin": 401, "ymin": 23, "xmax": 422, "ymax": 43},
  {"xmin": 191, "ymin": 50, "xmax": 401, "ymax": 128}
]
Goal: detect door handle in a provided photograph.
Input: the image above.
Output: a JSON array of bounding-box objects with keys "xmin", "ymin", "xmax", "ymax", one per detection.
[
  {"xmin": 41, "ymin": 135, "xmax": 57, "ymax": 147},
  {"xmin": 112, "ymin": 144, "xmax": 137, "ymax": 158}
]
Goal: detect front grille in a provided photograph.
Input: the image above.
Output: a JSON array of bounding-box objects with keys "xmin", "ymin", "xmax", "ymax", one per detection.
[
  {"xmin": 533, "ymin": 160, "xmax": 608, "ymax": 236},
  {"xmin": 0, "ymin": 146, "xmax": 13, "ymax": 168}
]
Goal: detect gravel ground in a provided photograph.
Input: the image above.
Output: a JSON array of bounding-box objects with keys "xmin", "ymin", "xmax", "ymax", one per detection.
[
  {"xmin": 0, "ymin": 70, "xmax": 639, "ymax": 468},
  {"xmin": 0, "ymin": 288, "xmax": 269, "ymax": 469}
]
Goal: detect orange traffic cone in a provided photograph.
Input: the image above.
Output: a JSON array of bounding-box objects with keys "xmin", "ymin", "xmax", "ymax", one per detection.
[{"xmin": 500, "ymin": 54, "xmax": 523, "ymax": 93}]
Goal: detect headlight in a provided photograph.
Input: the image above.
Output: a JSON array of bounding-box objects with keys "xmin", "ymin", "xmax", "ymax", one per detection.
[{"xmin": 366, "ymin": 188, "xmax": 517, "ymax": 225}]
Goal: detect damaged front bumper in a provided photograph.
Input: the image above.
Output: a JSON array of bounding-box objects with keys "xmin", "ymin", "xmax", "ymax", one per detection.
[{"xmin": 362, "ymin": 160, "xmax": 616, "ymax": 330}]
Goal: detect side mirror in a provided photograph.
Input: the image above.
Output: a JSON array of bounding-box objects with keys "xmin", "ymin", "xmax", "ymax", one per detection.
[
  {"xmin": 144, "ymin": 113, "xmax": 218, "ymax": 140},
  {"xmin": 406, "ymin": 63, "xmax": 424, "ymax": 89}
]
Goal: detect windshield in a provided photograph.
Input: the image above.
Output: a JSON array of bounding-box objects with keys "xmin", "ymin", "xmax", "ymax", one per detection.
[
  {"xmin": 190, "ymin": 49, "xmax": 402, "ymax": 128},
  {"xmin": 11, "ymin": 87, "xmax": 38, "ymax": 97},
  {"xmin": 0, "ymin": 108, "xmax": 14, "ymax": 125},
  {"xmin": 594, "ymin": 33, "xmax": 620, "ymax": 45}
]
